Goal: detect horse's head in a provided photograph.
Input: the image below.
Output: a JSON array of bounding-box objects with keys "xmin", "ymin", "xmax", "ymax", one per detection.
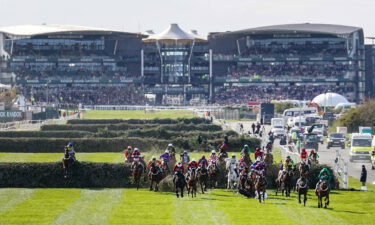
[
  {"xmin": 64, "ymin": 147, "xmax": 69, "ymax": 159},
  {"xmin": 320, "ymin": 180, "xmax": 329, "ymax": 191}
]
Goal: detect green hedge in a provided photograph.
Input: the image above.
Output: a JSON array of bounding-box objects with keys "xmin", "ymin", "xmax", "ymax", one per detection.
[
  {"xmin": 0, "ymin": 136, "xmax": 260, "ymax": 153},
  {"xmin": 0, "ymin": 162, "xmax": 132, "ymax": 188},
  {"xmin": 0, "ymin": 162, "xmax": 334, "ymax": 189},
  {"xmin": 41, "ymin": 123, "xmax": 222, "ymax": 133},
  {"xmin": 67, "ymin": 118, "xmax": 209, "ymax": 125},
  {"xmin": 0, "ymin": 131, "xmax": 92, "ymax": 138}
]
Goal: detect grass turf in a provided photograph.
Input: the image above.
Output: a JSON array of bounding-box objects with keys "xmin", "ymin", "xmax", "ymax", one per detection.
[
  {"xmin": 0, "ymin": 152, "xmax": 282, "ymax": 164},
  {"xmin": 0, "ymin": 188, "xmax": 374, "ymax": 225},
  {"xmin": 82, "ymin": 110, "xmax": 196, "ymax": 119}
]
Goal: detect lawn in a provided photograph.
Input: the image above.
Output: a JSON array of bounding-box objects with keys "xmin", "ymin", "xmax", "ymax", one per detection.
[
  {"xmin": 0, "ymin": 187, "xmax": 374, "ymax": 225},
  {"xmin": 82, "ymin": 110, "xmax": 196, "ymax": 119},
  {"xmin": 0, "ymin": 152, "xmax": 270, "ymax": 163}
]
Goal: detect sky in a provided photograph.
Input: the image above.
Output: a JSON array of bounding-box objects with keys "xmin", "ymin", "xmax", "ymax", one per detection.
[{"xmin": 0, "ymin": 0, "xmax": 374, "ymax": 43}]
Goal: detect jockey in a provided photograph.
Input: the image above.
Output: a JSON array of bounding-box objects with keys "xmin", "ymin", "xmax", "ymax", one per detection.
[
  {"xmin": 238, "ymin": 158, "xmax": 248, "ymax": 172},
  {"xmin": 280, "ymin": 156, "xmax": 295, "ymax": 171},
  {"xmin": 131, "ymin": 148, "xmax": 146, "ymax": 172},
  {"xmin": 173, "ymin": 162, "xmax": 185, "ymax": 174},
  {"xmin": 188, "ymin": 159, "xmax": 199, "ymax": 172},
  {"xmin": 241, "ymin": 144, "xmax": 251, "ymax": 156},
  {"xmin": 219, "ymin": 142, "xmax": 228, "ymax": 155},
  {"xmin": 159, "ymin": 150, "xmax": 171, "ymax": 164},
  {"xmin": 209, "ymin": 150, "xmax": 218, "ymax": 163},
  {"xmin": 180, "ymin": 151, "xmax": 190, "ymax": 165},
  {"xmin": 226, "ymin": 154, "xmax": 239, "ymax": 177},
  {"xmin": 308, "ymin": 149, "xmax": 319, "ymax": 161},
  {"xmin": 251, "ymin": 157, "xmax": 266, "ymax": 176},
  {"xmin": 147, "ymin": 156, "xmax": 161, "ymax": 168},
  {"xmin": 124, "ymin": 146, "xmax": 133, "ymax": 162},
  {"xmin": 300, "ymin": 148, "xmax": 309, "ymax": 165},
  {"xmin": 66, "ymin": 142, "xmax": 76, "ymax": 161},
  {"xmin": 173, "ymin": 162, "xmax": 185, "ymax": 182},
  {"xmin": 316, "ymin": 168, "xmax": 332, "ymax": 189},
  {"xmin": 166, "ymin": 143, "xmax": 176, "ymax": 154},
  {"xmin": 254, "ymin": 148, "xmax": 264, "ymax": 159},
  {"xmin": 198, "ymin": 155, "xmax": 208, "ymax": 168}
]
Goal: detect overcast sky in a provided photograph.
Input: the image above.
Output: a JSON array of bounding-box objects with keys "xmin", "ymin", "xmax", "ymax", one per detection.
[{"xmin": 1, "ymin": 0, "xmax": 374, "ymax": 43}]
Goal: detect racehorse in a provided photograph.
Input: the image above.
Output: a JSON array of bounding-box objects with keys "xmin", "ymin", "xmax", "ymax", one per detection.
[
  {"xmin": 254, "ymin": 171, "xmax": 267, "ymax": 203},
  {"xmin": 296, "ymin": 177, "xmax": 308, "ymax": 206},
  {"xmin": 218, "ymin": 152, "xmax": 228, "ymax": 163},
  {"xmin": 276, "ymin": 170, "xmax": 294, "ymax": 197},
  {"xmin": 316, "ymin": 180, "xmax": 330, "ymax": 208},
  {"xmin": 62, "ymin": 147, "xmax": 74, "ymax": 178},
  {"xmin": 148, "ymin": 164, "xmax": 163, "ymax": 191},
  {"xmin": 299, "ymin": 162, "xmax": 309, "ymax": 179},
  {"xmin": 161, "ymin": 159, "xmax": 170, "ymax": 174},
  {"xmin": 264, "ymin": 152, "xmax": 273, "ymax": 166},
  {"xmin": 242, "ymin": 154, "xmax": 252, "ymax": 168},
  {"xmin": 197, "ymin": 166, "xmax": 208, "ymax": 194},
  {"xmin": 174, "ymin": 171, "xmax": 186, "ymax": 198},
  {"xmin": 227, "ymin": 164, "xmax": 238, "ymax": 190},
  {"xmin": 238, "ymin": 168, "xmax": 249, "ymax": 190},
  {"xmin": 208, "ymin": 163, "xmax": 219, "ymax": 188},
  {"xmin": 187, "ymin": 168, "xmax": 197, "ymax": 198},
  {"xmin": 131, "ymin": 159, "xmax": 144, "ymax": 190}
]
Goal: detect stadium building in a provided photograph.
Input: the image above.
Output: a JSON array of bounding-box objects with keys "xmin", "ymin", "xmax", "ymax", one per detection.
[{"xmin": 0, "ymin": 23, "xmax": 369, "ymax": 106}]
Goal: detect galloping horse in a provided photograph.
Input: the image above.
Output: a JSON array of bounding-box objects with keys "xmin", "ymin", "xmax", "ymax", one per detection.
[
  {"xmin": 187, "ymin": 168, "xmax": 198, "ymax": 198},
  {"xmin": 299, "ymin": 162, "xmax": 309, "ymax": 179},
  {"xmin": 148, "ymin": 164, "xmax": 163, "ymax": 191},
  {"xmin": 218, "ymin": 152, "xmax": 228, "ymax": 163},
  {"xmin": 208, "ymin": 163, "xmax": 219, "ymax": 188},
  {"xmin": 227, "ymin": 164, "xmax": 238, "ymax": 190},
  {"xmin": 264, "ymin": 152, "xmax": 273, "ymax": 166},
  {"xmin": 254, "ymin": 171, "xmax": 267, "ymax": 203},
  {"xmin": 316, "ymin": 180, "xmax": 330, "ymax": 208},
  {"xmin": 276, "ymin": 170, "xmax": 294, "ymax": 197},
  {"xmin": 296, "ymin": 177, "xmax": 308, "ymax": 206},
  {"xmin": 238, "ymin": 168, "xmax": 249, "ymax": 190},
  {"xmin": 62, "ymin": 147, "xmax": 74, "ymax": 178},
  {"xmin": 131, "ymin": 158, "xmax": 144, "ymax": 190},
  {"xmin": 197, "ymin": 166, "xmax": 208, "ymax": 194},
  {"xmin": 174, "ymin": 171, "xmax": 186, "ymax": 198}
]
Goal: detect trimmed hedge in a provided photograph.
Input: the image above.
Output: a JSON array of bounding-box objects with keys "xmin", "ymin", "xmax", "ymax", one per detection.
[
  {"xmin": 0, "ymin": 130, "xmax": 92, "ymax": 138},
  {"xmin": 0, "ymin": 162, "xmax": 132, "ymax": 188},
  {"xmin": 0, "ymin": 162, "xmax": 334, "ymax": 189},
  {"xmin": 0, "ymin": 136, "xmax": 260, "ymax": 153},
  {"xmin": 41, "ymin": 123, "xmax": 222, "ymax": 133},
  {"xmin": 67, "ymin": 118, "xmax": 209, "ymax": 125}
]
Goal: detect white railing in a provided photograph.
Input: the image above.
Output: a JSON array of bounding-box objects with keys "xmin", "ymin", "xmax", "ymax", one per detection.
[
  {"xmin": 280, "ymin": 145, "xmax": 300, "ymax": 162},
  {"xmin": 0, "ymin": 113, "xmax": 79, "ymax": 131},
  {"xmin": 333, "ymin": 148, "xmax": 349, "ymax": 189}
]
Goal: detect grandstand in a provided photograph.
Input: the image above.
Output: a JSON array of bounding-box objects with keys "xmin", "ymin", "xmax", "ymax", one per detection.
[{"xmin": 0, "ymin": 23, "xmax": 369, "ymax": 106}]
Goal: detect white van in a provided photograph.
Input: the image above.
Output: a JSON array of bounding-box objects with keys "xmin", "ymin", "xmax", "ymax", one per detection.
[
  {"xmin": 283, "ymin": 107, "xmax": 317, "ymax": 122},
  {"xmin": 350, "ymin": 133, "xmax": 372, "ymax": 162}
]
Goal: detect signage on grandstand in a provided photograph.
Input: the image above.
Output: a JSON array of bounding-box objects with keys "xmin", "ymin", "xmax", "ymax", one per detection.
[{"xmin": 0, "ymin": 110, "xmax": 23, "ymax": 119}]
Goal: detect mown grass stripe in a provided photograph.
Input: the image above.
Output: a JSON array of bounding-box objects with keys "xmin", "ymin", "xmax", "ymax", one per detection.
[
  {"xmin": 0, "ymin": 189, "xmax": 81, "ymax": 225},
  {"xmin": 52, "ymin": 189, "xmax": 122, "ymax": 225},
  {"xmin": 172, "ymin": 190, "xmax": 228, "ymax": 225},
  {"xmin": 0, "ymin": 189, "xmax": 35, "ymax": 215},
  {"xmin": 108, "ymin": 189, "xmax": 174, "ymax": 225},
  {"xmin": 0, "ymin": 153, "xmax": 34, "ymax": 162}
]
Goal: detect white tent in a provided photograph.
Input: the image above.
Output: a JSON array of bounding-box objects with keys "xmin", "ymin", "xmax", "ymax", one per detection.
[
  {"xmin": 312, "ymin": 92, "xmax": 349, "ymax": 107},
  {"xmin": 144, "ymin": 24, "xmax": 206, "ymax": 42}
]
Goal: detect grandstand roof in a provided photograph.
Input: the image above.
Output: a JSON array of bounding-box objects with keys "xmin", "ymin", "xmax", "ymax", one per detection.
[
  {"xmin": 144, "ymin": 24, "xmax": 206, "ymax": 42},
  {"xmin": 0, "ymin": 24, "xmax": 139, "ymax": 37},
  {"xmin": 221, "ymin": 23, "xmax": 362, "ymax": 37}
]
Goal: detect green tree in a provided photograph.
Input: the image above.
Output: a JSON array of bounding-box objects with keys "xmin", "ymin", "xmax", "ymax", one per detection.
[
  {"xmin": 274, "ymin": 102, "xmax": 295, "ymax": 114},
  {"xmin": 338, "ymin": 100, "xmax": 375, "ymax": 132}
]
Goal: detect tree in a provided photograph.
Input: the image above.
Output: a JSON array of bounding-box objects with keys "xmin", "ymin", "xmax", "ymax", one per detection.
[
  {"xmin": 338, "ymin": 100, "xmax": 375, "ymax": 132},
  {"xmin": 0, "ymin": 88, "xmax": 17, "ymax": 110},
  {"xmin": 274, "ymin": 102, "xmax": 295, "ymax": 114}
]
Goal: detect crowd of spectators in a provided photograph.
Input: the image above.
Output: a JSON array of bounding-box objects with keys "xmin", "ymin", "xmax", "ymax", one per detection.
[
  {"xmin": 20, "ymin": 85, "xmax": 146, "ymax": 105},
  {"xmin": 224, "ymin": 63, "xmax": 351, "ymax": 78},
  {"xmin": 241, "ymin": 42, "xmax": 347, "ymax": 58},
  {"xmin": 213, "ymin": 85, "xmax": 354, "ymax": 105}
]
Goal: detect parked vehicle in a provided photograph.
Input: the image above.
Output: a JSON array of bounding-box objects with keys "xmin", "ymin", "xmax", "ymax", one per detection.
[
  {"xmin": 327, "ymin": 133, "xmax": 345, "ymax": 149},
  {"xmin": 302, "ymin": 133, "xmax": 319, "ymax": 152},
  {"xmin": 349, "ymin": 133, "xmax": 372, "ymax": 162}
]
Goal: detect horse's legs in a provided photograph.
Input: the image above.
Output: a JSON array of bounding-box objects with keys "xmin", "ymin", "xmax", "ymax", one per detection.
[
  {"xmin": 258, "ymin": 190, "xmax": 261, "ymax": 203},
  {"xmin": 262, "ymin": 190, "xmax": 265, "ymax": 203},
  {"xmin": 304, "ymin": 193, "xmax": 307, "ymax": 207},
  {"xmin": 201, "ymin": 181, "xmax": 204, "ymax": 194},
  {"xmin": 181, "ymin": 186, "xmax": 184, "ymax": 198},
  {"xmin": 149, "ymin": 180, "xmax": 152, "ymax": 191},
  {"xmin": 298, "ymin": 192, "xmax": 301, "ymax": 204},
  {"xmin": 155, "ymin": 182, "xmax": 159, "ymax": 192}
]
